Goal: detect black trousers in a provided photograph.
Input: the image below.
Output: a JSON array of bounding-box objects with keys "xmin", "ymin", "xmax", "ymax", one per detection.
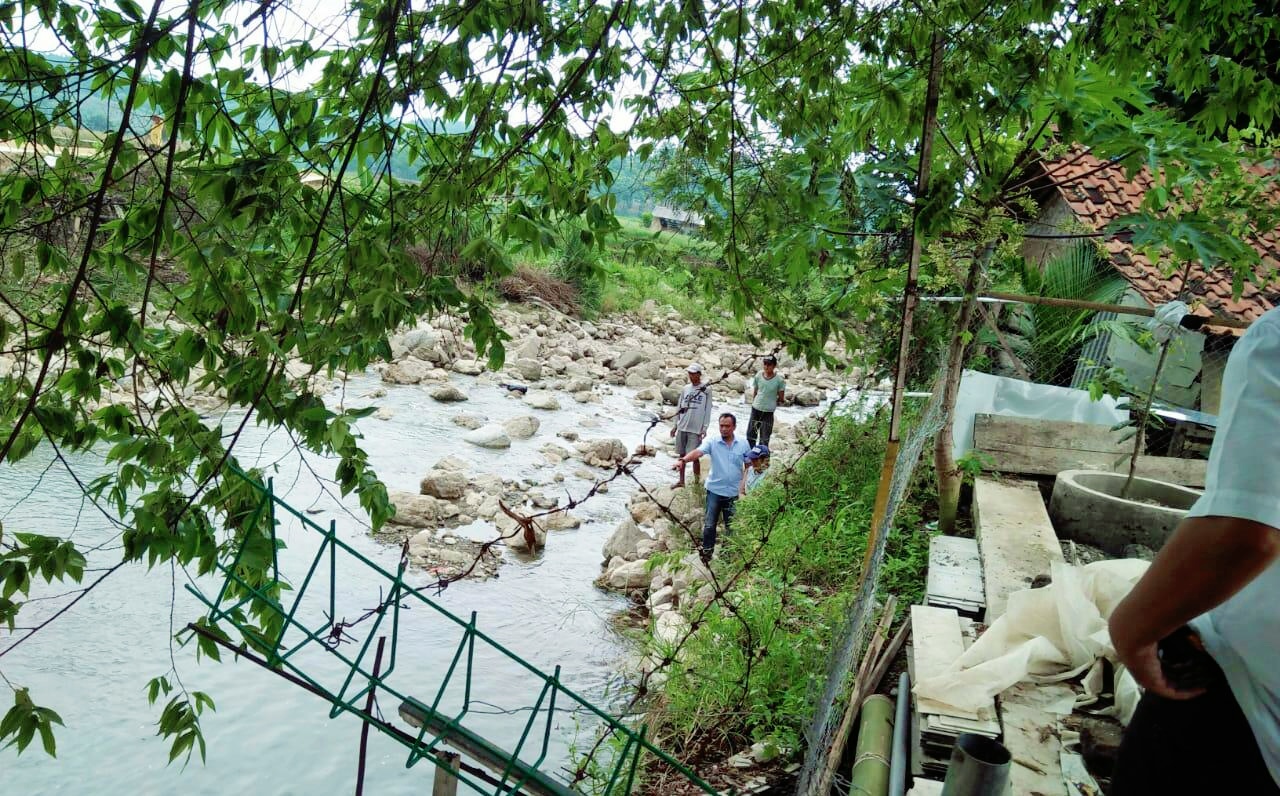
[
  {"xmin": 1111, "ymin": 681, "xmax": 1278, "ymax": 794},
  {"xmin": 747, "ymin": 408, "xmax": 775, "ymax": 448}
]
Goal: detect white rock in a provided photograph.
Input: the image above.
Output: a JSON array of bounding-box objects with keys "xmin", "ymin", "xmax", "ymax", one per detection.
[
  {"xmin": 464, "ymin": 424, "xmax": 511, "ymax": 449},
  {"xmin": 512, "ymin": 358, "xmax": 543, "ymax": 381},
  {"xmin": 635, "ymin": 539, "xmax": 663, "ymax": 557},
  {"xmin": 451, "ymin": 359, "xmax": 484, "ymax": 376},
  {"xmin": 429, "ymin": 383, "xmax": 468, "ymax": 402},
  {"xmin": 451, "ymin": 413, "xmax": 485, "ymax": 430},
  {"xmin": 556, "ymin": 429, "xmax": 579, "ymax": 442},
  {"xmin": 575, "ymin": 438, "xmax": 628, "ymax": 467},
  {"xmin": 524, "ymin": 391, "xmax": 561, "ymax": 410},
  {"xmin": 602, "ymin": 519, "xmax": 654, "ymax": 561},
  {"xmin": 648, "ymin": 585, "xmax": 675, "ymax": 610},
  {"xmin": 613, "ymin": 350, "xmax": 645, "ymax": 370},
  {"xmin": 504, "ymin": 522, "xmax": 547, "ymax": 553},
  {"xmin": 389, "ymin": 492, "xmax": 461, "ymax": 527},
  {"xmin": 653, "ymin": 611, "xmax": 690, "ymax": 648},
  {"xmin": 419, "ymin": 470, "xmax": 467, "ymax": 500},
  {"xmin": 512, "ymin": 337, "xmax": 542, "ymax": 360},
  {"xmin": 605, "ymin": 559, "xmax": 652, "ymax": 591},
  {"xmin": 434, "ymin": 455, "xmax": 468, "ymax": 471},
  {"xmin": 382, "ymin": 357, "xmax": 432, "ymax": 384},
  {"xmin": 503, "ymin": 415, "xmax": 540, "ymax": 440},
  {"xmin": 542, "ymin": 512, "xmax": 581, "ymax": 530},
  {"xmin": 792, "ymin": 387, "xmax": 822, "ymax": 406},
  {"xmin": 375, "ymin": 406, "xmax": 394, "ymax": 420}
]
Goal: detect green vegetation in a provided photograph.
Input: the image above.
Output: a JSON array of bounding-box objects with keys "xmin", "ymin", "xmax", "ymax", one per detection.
[
  {"xmin": 646, "ymin": 409, "xmax": 934, "ymax": 763},
  {"xmin": 2, "ymin": 0, "xmax": 1279, "ymax": 776}
]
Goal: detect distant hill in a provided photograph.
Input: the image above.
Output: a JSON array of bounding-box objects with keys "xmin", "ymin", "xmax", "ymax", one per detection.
[{"xmin": 11, "ymin": 52, "xmax": 658, "ymax": 205}]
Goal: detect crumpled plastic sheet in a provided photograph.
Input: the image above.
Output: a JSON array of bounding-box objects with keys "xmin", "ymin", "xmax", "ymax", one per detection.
[{"xmin": 915, "ymin": 559, "xmax": 1149, "ymax": 725}]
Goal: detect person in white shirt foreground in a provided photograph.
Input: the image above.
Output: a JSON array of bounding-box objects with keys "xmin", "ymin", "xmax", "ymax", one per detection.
[
  {"xmin": 672, "ymin": 413, "xmax": 750, "ymax": 563},
  {"xmin": 1110, "ymin": 303, "xmax": 1280, "ymax": 793}
]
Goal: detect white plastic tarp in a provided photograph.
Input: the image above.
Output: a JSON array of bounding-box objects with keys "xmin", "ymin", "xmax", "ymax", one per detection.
[
  {"xmin": 952, "ymin": 370, "xmax": 1128, "ymax": 459},
  {"xmin": 914, "ymin": 559, "xmax": 1148, "ymax": 725}
]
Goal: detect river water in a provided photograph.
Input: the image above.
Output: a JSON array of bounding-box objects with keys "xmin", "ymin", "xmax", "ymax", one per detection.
[{"xmin": 1, "ymin": 371, "xmax": 674, "ymax": 794}]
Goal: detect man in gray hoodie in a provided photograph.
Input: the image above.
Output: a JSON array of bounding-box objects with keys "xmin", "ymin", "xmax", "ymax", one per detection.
[{"xmin": 670, "ymin": 363, "xmax": 712, "ymax": 487}]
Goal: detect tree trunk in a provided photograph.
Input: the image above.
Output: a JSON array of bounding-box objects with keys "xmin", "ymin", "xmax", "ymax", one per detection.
[
  {"xmin": 1122, "ymin": 340, "xmax": 1172, "ymax": 499},
  {"xmin": 934, "ymin": 254, "xmax": 983, "ymax": 534}
]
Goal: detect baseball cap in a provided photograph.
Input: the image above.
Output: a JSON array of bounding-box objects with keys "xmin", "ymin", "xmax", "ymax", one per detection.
[
  {"xmin": 763, "ymin": 355, "xmax": 777, "ymax": 365},
  {"xmin": 744, "ymin": 444, "xmax": 770, "ymax": 461},
  {"xmin": 686, "ymin": 363, "xmax": 703, "ymax": 373}
]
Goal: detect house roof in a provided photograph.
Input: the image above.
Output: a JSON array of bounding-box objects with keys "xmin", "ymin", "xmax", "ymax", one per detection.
[
  {"xmin": 1033, "ymin": 147, "xmax": 1280, "ymax": 330},
  {"xmin": 652, "ymin": 204, "xmax": 705, "ymax": 226}
]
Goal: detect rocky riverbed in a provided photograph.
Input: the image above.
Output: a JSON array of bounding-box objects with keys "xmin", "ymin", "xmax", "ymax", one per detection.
[{"xmin": 360, "ymin": 299, "xmax": 862, "ymax": 582}]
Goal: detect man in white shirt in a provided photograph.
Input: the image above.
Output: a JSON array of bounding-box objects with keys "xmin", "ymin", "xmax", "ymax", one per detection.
[
  {"xmin": 1110, "ymin": 305, "xmax": 1280, "ymax": 793},
  {"xmin": 670, "ymin": 363, "xmax": 712, "ymax": 487}
]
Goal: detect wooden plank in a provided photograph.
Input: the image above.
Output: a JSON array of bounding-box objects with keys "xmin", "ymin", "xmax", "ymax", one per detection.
[
  {"xmin": 975, "ymin": 414, "xmax": 1131, "ymax": 454},
  {"xmin": 1000, "ymin": 683, "xmax": 1073, "ymax": 796},
  {"xmin": 972, "ymin": 478, "xmax": 1065, "ymax": 622},
  {"xmin": 926, "ymin": 536, "xmax": 984, "ymax": 614},
  {"xmin": 910, "ymin": 605, "xmax": 997, "ymax": 725},
  {"xmin": 973, "ymin": 414, "xmax": 1207, "ymax": 487}
]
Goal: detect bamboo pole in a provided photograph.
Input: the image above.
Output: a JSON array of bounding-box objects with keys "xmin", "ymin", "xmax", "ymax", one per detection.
[
  {"xmin": 849, "ymin": 695, "xmax": 895, "ymax": 796},
  {"xmin": 978, "ymin": 290, "xmax": 1251, "ymax": 330}
]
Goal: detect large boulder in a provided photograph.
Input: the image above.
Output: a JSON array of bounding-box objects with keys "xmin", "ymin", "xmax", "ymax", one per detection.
[
  {"xmin": 660, "ymin": 386, "xmax": 681, "ymax": 406},
  {"xmin": 542, "ymin": 512, "xmax": 582, "ymax": 531},
  {"xmin": 564, "ymin": 377, "xmax": 594, "ymax": 394},
  {"xmin": 429, "ymin": 383, "xmax": 468, "ymax": 402},
  {"xmin": 451, "ymin": 413, "xmax": 485, "ymax": 430},
  {"xmin": 792, "ymin": 387, "xmax": 822, "ymax": 407},
  {"xmin": 613, "ymin": 350, "xmax": 645, "ymax": 370},
  {"xmin": 389, "ymin": 491, "xmax": 461, "ymax": 527},
  {"xmin": 464, "ymin": 425, "xmax": 511, "ymax": 449},
  {"xmin": 503, "ymin": 521, "xmax": 547, "ymax": 553},
  {"xmin": 420, "ymin": 470, "xmax": 468, "ymax": 500},
  {"xmin": 602, "ymin": 519, "xmax": 654, "ymax": 561},
  {"xmin": 524, "ymin": 391, "xmax": 561, "ymax": 410},
  {"xmin": 451, "ymin": 359, "xmax": 485, "ymax": 376},
  {"xmin": 604, "ymin": 558, "xmax": 652, "ymax": 591},
  {"xmin": 399, "ymin": 329, "xmax": 444, "ymax": 364},
  {"xmin": 653, "ymin": 611, "xmax": 691, "ymax": 649},
  {"xmin": 575, "ymin": 438, "xmax": 629, "ymax": 467},
  {"xmin": 540, "ymin": 443, "xmax": 571, "ymax": 464},
  {"xmin": 512, "ymin": 337, "xmax": 542, "ymax": 361},
  {"xmin": 512, "ymin": 358, "xmax": 543, "ymax": 382},
  {"xmin": 382, "ymin": 357, "xmax": 432, "ymax": 384},
  {"xmin": 504, "ymin": 415, "xmax": 540, "ymax": 440}
]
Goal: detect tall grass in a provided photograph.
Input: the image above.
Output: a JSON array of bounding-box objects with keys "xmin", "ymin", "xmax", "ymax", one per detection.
[{"xmin": 644, "ymin": 408, "xmax": 935, "ymax": 764}]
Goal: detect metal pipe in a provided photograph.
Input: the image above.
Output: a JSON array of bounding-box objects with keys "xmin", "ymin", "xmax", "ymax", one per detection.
[
  {"xmin": 940, "ymin": 733, "xmax": 1011, "ymax": 796},
  {"xmin": 888, "ymin": 673, "xmax": 911, "ymax": 796},
  {"xmin": 849, "ymin": 694, "xmax": 895, "ymax": 796}
]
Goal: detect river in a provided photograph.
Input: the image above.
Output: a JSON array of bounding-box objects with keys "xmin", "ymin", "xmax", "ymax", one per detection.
[{"xmin": 0, "ymin": 371, "xmax": 699, "ymax": 794}]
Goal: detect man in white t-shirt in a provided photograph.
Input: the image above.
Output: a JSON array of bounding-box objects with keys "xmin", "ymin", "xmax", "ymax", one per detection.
[{"xmin": 1110, "ymin": 304, "xmax": 1280, "ymax": 793}]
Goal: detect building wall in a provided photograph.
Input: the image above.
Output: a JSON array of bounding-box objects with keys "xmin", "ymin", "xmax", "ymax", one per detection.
[
  {"xmin": 1096, "ymin": 288, "xmax": 1205, "ymax": 408},
  {"xmin": 1020, "ymin": 194, "xmax": 1079, "ymax": 270}
]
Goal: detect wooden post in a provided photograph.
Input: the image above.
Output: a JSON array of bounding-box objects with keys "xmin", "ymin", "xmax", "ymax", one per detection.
[{"xmin": 432, "ymin": 752, "xmax": 461, "ymax": 796}]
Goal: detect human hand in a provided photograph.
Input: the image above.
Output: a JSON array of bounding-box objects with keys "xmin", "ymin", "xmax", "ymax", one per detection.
[
  {"xmin": 1149, "ymin": 300, "xmax": 1190, "ymax": 344},
  {"xmin": 669, "ymin": 426, "xmax": 676, "ymax": 438},
  {"xmin": 1109, "ymin": 614, "xmax": 1204, "ymax": 700}
]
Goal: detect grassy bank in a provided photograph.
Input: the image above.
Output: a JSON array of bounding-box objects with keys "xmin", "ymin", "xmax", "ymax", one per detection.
[{"xmin": 640, "ymin": 408, "xmax": 935, "ymax": 788}]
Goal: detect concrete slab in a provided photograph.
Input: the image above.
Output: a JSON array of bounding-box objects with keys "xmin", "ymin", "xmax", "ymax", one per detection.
[{"xmin": 972, "ymin": 477, "xmax": 1064, "ymax": 621}]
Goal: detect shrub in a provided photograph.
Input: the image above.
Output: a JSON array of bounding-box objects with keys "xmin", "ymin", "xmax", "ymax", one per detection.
[
  {"xmin": 643, "ymin": 406, "xmax": 936, "ymax": 767},
  {"xmin": 552, "ymin": 224, "xmax": 604, "ymax": 313}
]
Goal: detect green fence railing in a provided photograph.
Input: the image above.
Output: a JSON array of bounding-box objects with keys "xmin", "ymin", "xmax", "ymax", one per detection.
[{"xmin": 185, "ymin": 466, "xmax": 720, "ymax": 795}]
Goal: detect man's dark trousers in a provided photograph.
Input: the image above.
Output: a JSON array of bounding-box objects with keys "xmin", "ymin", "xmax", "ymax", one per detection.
[
  {"xmin": 1112, "ymin": 676, "xmax": 1278, "ymax": 794},
  {"xmin": 747, "ymin": 408, "xmax": 774, "ymax": 448},
  {"xmin": 701, "ymin": 492, "xmax": 737, "ymax": 561}
]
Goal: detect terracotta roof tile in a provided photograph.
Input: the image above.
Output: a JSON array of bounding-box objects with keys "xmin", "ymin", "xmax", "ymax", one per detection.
[{"xmin": 1038, "ymin": 147, "xmax": 1280, "ymax": 333}]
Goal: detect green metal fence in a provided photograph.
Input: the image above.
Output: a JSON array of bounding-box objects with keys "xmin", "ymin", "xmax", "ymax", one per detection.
[{"xmin": 185, "ymin": 465, "xmax": 720, "ymax": 795}]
